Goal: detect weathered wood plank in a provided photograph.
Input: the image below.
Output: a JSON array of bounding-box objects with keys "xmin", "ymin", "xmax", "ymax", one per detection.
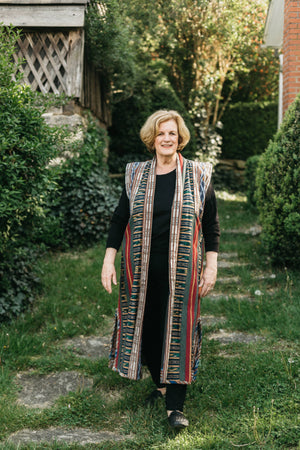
[
  {"xmin": 66, "ymin": 29, "xmax": 84, "ymax": 97},
  {"xmin": 0, "ymin": 5, "xmax": 85, "ymax": 27}
]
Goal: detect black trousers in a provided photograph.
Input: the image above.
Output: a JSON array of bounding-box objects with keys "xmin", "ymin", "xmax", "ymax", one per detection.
[{"xmin": 141, "ymin": 252, "xmax": 187, "ymax": 411}]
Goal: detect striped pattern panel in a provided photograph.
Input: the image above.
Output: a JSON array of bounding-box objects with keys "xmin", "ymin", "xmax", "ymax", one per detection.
[{"xmin": 110, "ymin": 156, "xmax": 212, "ymax": 384}]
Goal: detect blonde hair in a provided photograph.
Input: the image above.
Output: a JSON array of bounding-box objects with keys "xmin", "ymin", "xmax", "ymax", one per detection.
[{"xmin": 140, "ymin": 110, "xmax": 190, "ymax": 154}]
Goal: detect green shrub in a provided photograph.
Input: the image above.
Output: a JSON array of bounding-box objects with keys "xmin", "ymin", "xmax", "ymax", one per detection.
[
  {"xmin": 256, "ymin": 93, "xmax": 300, "ymax": 267},
  {"xmin": 221, "ymin": 101, "xmax": 278, "ymax": 160},
  {"xmin": 0, "ymin": 26, "xmax": 60, "ymax": 320},
  {"xmin": 244, "ymin": 155, "xmax": 261, "ymax": 206},
  {"xmin": 108, "ymin": 84, "xmax": 197, "ymax": 172},
  {"xmin": 0, "ymin": 247, "xmax": 40, "ymax": 321},
  {"xmin": 54, "ymin": 118, "xmax": 120, "ymax": 246}
]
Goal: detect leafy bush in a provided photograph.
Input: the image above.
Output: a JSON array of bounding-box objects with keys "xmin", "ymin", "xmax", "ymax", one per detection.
[
  {"xmin": 244, "ymin": 155, "xmax": 261, "ymax": 206},
  {"xmin": 108, "ymin": 84, "xmax": 197, "ymax": 172},
  {"xmin": 0, "ymin": 247, "xmax": 40, "ymax": 321},
  {"xmin": 53, "ymin": 118, "xmax": 120, "ymax": 246},
  {"xmin": 256, "ymin": 93, "xmax": 300, "ymax": 267},
  {"xmin": 0, "ymin": 26, "xmax": 60, "ymax": 320},
  {"xmin": 221, "ymin": 101, "xmax": 278, "ymax": 160}
]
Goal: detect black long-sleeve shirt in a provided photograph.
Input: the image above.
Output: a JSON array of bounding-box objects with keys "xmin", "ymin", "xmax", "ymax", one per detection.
[{"xmin": 106, "ymin": 169, "xmax": 220, "ymax": 253}]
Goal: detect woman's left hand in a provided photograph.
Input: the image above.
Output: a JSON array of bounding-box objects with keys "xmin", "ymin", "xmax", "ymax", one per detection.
[
  {"xmin": 199, "ymin": 251, "xmax": 218, "ymax": 297},
  {"xmin": 199, "ymin": 267, "xmax": 217, "ymax": 297}
]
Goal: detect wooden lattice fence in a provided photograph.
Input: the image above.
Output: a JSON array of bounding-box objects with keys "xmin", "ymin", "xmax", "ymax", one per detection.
[{"xmin": 13, "ymin": 30, "xmax": 83, "ymax": 97}]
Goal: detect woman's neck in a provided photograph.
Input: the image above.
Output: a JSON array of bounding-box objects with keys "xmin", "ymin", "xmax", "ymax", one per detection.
[{"xmin": 156, "ymin": 154, "xmax": 177, "ymax": 175}]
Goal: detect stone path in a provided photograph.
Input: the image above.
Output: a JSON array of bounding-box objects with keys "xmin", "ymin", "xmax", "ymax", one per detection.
[
  {"xmin": 204, "ymin": 249, "xmax": 267, "ymax": 345},
  {"xmin": 221, "ymin": 225, "xmax": 262, "ymax": 236},
  {"xmin": 4, "ymin": 238, "xmax": 277, "ymax": 447},
  {"xmin": 8, "ymin": 428, "xmax": 131, "ymax": 446},
  {"xmin": 62, "ymin": 335, "xmax": 111, "ymax": 360},
  {"xmin": 207, "ymin": 329, "xmax": 264, "ymax": 344},
  {"xmin": 16, "ymin": 371, "xmax": 93, "ymax": 409}
]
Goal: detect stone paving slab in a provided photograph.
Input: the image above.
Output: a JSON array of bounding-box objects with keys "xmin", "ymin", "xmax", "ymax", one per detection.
[
  {"xmin": 222, "ymin": 225, "xmax": 262, "ymax": 236},
  {"xmin": 16, "ymin": 371, "xmax": 93, "ymax": 409},
  {"xmin": 218, "ymin": 260, "xmax": 248, "ymax": 269},
  {"xmin": 7, "ymin": 427, "xmax": 132, "ymax": 445},
  {"xmin": 62, "ymin": 336, "xmax": 111, "ymax": 360},
  {"xmin": 205, "ymin": 293, "xmax": 253, "ymax": 302},
  {"xmin": 254, "ymin": 273, "xmax": 277, "ymax": 280},
  {"xmin": 218, "ymin": 252, "xmax": 238, "ymax": 259},
  {"xmin": 207, "ymin": 329, "xmax": 264, "ymax": 344},
  {"xmin": 201, "ymin": 315, "xmax": 226, "ymax": 327},
  {"xmin": 216, "ymin": 276, "xmax": 241, "ymax": 284}
]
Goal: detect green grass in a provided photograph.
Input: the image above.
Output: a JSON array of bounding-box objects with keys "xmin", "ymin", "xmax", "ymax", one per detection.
[{"xmin": 0, "ymin": 192, "xmax": 299, "ymax": 449}]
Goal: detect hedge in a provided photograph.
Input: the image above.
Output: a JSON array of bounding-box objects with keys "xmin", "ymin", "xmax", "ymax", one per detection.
[
  {"xmin": 256, "ymin": 93, "xmax": 300, "ymax": 267},
  {"xmin": 221, "ymin": 101, "xmax": 278, "ymax": 160},
  {"xmin": 244, "ymin": 155, "xmax": 261, "ymax": 206}
]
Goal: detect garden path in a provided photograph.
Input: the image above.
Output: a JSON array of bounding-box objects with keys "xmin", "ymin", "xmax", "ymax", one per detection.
[{"xmin": 5, "ymin": 234, "xmax": 277, "ymax": 447}]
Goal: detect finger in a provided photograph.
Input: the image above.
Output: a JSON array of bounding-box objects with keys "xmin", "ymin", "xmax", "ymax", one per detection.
[
  {"xmin": 106, "ymin": 278, "xmax": 112, "ymax": 294},
  {"xmin": 112, "ymin": 271, "xmax": 117, "ymax": 286},
  {"xmin": 102, "ymin": 275, "xmax": 112, "ymax": 294}
]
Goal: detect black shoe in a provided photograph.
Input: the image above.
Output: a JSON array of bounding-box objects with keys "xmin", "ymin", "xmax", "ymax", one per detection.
[
  {"xmin": 168, "ymin": 410, "xmax": 189, "ymax": 428},
  {"xmin": 145, "ymin": 389, "xmax": 164, "ymax": 406}
]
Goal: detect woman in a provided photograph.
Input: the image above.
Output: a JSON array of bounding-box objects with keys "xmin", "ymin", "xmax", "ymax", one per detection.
[{"xmin": 101, "ymin": 110, "xmax": 220, "ymax": 428}]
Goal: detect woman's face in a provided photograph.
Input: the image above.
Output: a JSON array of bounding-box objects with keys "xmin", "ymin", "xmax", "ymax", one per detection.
[{"xmin": 154, "ymin": 119, "xmax": 179, "ymax": 158}]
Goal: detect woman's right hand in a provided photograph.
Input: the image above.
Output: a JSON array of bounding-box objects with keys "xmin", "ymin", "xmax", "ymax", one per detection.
[{"xmin": 101, "ymin": 248, "xmax": 118, "ymax": 294}]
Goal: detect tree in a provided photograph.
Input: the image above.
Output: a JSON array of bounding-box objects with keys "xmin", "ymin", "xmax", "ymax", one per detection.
[
  {"xmin": 85, "ymin": 0, "xmax": 136, "ymax": 103},
  {"xmin": 120, "ymin": 0, "xmax": 278, "ymax": 160},
  {"xmin": 156, "ymin": 0, "xmax": 273, "ymax": 124}
]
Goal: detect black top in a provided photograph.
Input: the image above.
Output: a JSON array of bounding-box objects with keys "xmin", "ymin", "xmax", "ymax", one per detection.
[{"xmin": 106, "ymin": 169, "xmax": 220, "ymax": 253}]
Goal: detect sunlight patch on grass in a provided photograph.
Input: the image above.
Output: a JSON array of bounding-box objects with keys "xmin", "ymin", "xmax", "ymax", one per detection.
[{"xmin": 215, "ymin": 190, "xmax": 247, "ymax": 202}]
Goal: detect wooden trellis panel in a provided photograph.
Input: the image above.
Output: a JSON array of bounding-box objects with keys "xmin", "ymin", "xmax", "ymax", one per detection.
[{"xmin": 13, "ymin": 30, "xmax": 83, "ymax": 96}]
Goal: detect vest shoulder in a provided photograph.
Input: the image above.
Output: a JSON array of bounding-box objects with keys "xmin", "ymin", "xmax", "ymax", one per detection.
[{"xmin": 185, "ymin": 159, "xmax": 212, "ymax": 173}]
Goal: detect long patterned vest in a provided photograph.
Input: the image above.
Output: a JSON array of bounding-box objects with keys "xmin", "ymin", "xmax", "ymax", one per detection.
[{"xmin": 109, "ymin": 153, "xmax": 212, "ymax": 384}]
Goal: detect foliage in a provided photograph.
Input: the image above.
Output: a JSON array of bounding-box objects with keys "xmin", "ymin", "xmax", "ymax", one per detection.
[
  {"xmin": 221, "ymin": 101, "xmax": 278, "ymax": 160},
  {"xmin": 108, "ymin": 83, "xmax": 197, "ymax": 172},
  {"xmin": 53, "ymin": 118, "xmax": 120, "ymax": 246},
  {"xmin": 85, "ymin": 0, "xmax": 136, "ymax": 101},
  {"xmin": 244, "ymin": 155, "xmax": 261, "ymax": 206},
  {"xmin": 0, "ymin": 247, "xmax": 40, "ymax": 321},
  {"xmin": 119, "ymin": 0, "xmax": 276, "ymax": 164},
  {"xmin": 0, "ymin": 25, "xmax": 60, "ymax": 320},
  {"xmin": 256, "ymin": 93, "xmax": 300, "ymax": 267},
  {"xmin": 228, "ymin": 47, "xmax": 279, "ymax": 103}
]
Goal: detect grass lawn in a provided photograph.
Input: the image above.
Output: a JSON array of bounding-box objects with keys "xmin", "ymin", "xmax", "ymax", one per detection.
[{"xmin": 0, "ymin": 191, "xmax": 299, "ymax": 449}]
